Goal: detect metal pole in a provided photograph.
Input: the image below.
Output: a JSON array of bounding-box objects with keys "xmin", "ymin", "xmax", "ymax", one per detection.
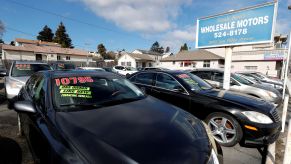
[
  {"xmin": 283, "ymin": 119, "xmax": 291, "ymax": 164},
  {"xmin": 282, "ymin": 31, "xmax": 291, "ymax": 98},
  {"xmin": 223, "ymin": 47, "xmax": 233, "ymax": 90},
  {"xmin": 281, "ymin": 94, "xmax": 289, "ymax": 132}
]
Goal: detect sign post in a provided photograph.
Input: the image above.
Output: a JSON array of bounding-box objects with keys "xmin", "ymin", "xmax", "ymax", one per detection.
[
  {"xmin": 196, "ymin": 2, "xmax": 277, "ymax": 90},
  {"xmin": 282, "ymin": 31, "xmax": 291, "ymax": 98}
]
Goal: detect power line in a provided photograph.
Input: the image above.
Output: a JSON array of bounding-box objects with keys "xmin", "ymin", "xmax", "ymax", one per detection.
[{"xmin": 5, "ymin": 0, "xmax": 148, "ymax": 40}]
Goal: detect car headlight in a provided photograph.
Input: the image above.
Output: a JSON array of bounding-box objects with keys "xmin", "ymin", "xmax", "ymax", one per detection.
[
  {"xmin": 207, "ymin": 149, "xmax": 219, "ymax": 164},
  {"xmin": 242, "ymin": 111, "xmax": 273, "ymax": 124},
  {"xmin": 266, "ymin": 91, "xmax": 277, "ymax": 98}
]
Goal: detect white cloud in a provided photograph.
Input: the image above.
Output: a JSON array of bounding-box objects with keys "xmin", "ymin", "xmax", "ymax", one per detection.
[
  {"xmin": 77, "ymin": 0, "xmax": 191, "ymax": 33},
  {"xmin": 160, "ymin": 26, "xmax": 196, "ymax": 52}
]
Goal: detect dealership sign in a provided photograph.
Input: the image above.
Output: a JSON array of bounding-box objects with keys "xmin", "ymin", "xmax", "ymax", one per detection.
[
  {"xmin": 196, "ymin": 2, "xmax": 276, "ymax": 48},
  {"xmin": 264, "ymin": 53, "xmax": 284, "ymax": 61}
]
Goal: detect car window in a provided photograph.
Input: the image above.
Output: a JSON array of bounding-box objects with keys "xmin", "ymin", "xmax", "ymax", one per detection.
[
  {"xmin": 25, "ymin": 75, "xmax": 39, "ymax": 97},
  {"xmin": 128, "ymin": 74, "xmax": 137, "ymax": 82},
  {"xmin": 11, "ymin": 64, "xmax": 52, "ymax": 77},
  {"xmin": 55, "ymin": 63, "xmax": 76, "ymax": 70},
  {"xmin": 193, "ymin": 71, "xmax": 211, "ymax": 80},
  {"xmin": 33, "ymin": 76, "xmax": 46, "ymax": 110},
  {"xmin": 135, "ymin": 73, "xmax": 155, "ymax": 86},
  {"xmin": 175, "ymin": 73, "xmax": 212, "ymax": 90},
  {"xmin": 156, "ymin": 73, "xmax": 181, "ymax": 90},
  {"xmin": 53, "ymin": 76, "xmax": 145, "ymax": 112},
  {"xmin": 212, "ymin": 72, "xmax": 223, "ymax": 83}
]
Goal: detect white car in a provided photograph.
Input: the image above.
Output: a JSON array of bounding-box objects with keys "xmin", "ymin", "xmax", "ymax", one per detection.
[
  {"xmin": 78, "ymin": 67, "xmax": 105, "ymax": 72},
  {"xmin": 113, "ymin": 66, "xmax": 137, "ymax": 76}
]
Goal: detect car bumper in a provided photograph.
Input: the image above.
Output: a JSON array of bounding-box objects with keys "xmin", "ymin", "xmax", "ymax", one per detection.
[{"xmin": 240, "ymin": 121, "xmax": 281, "ymax": 147}]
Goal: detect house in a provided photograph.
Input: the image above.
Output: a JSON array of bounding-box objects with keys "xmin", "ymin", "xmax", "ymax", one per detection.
[
  {"xmin": 160, "ymin": 49, "xmax": 224, "ymax": 70},
  {"xmin": 117, "ymin": 52, "xmax": 155, "ymax": 68},
  {"xmin": 132, "ymin": 49, "xmax": 164, "ymax": 67},
  {"xmin": 1, "ymin": 38, "xmax": 93, "ymax": 64},
  {"xmin": 205, "ymin": 34, "xmax": 288, "ymax": 77}
]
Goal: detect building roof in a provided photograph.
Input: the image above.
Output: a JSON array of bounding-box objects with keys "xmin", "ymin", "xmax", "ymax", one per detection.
[
  {"xmin": 161, "ymin": 50, "xmax": 223, "ymax": 61},
  {"xmin": 127, "ymin": 53, "xmax": 155, "ymax": 61},
  {"xmin": 135, "ymin": 49, "xmax": 163, "ymax": 56},
  {"xmin": 15, "ymin": 38, "xmax": 61, "ymax": 47},
  {"xmin": 2, "ymin": 44, "xmax": 90, "ymax": 57}
]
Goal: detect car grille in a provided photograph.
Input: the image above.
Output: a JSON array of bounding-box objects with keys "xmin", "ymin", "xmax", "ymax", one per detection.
[{"xmin": 270, "ymin": 109, "xmax": 280, "ymax": 122}]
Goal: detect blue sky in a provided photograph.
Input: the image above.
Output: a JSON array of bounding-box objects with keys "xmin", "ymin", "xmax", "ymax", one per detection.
[{"xmin": 0, "ymin": 0, "xmax": 290, "ymax": 53}]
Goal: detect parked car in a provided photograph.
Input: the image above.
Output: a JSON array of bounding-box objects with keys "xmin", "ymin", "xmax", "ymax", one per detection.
[
  {"xmin": 0, "ymin": 67, "xmax": 7, "ymax": 77},
  {"xmin": 128, "ymin": 70, "xmax": 281, "ymax": 147},
  {"xmin": 113, "ymin": 66, "xmax": 137, "ymax": 75},
  {"xmin": 238, "ymin": 72, "xmax": 283, "ymax": 93},
  {"xmin": 78, "ymin": 67, "xmax": 105, "ymax": 72},
  {"xmin": 102, "ymin": 67, "xmax": 115, "ymax": 73},
  {"xmin": 4, "ymin": 61, "xmax": 52, "ymax": 108},
  {"xmin": 235, "ymin": 73, "xmax": 282, "ymax": 101},
  {"xmin": 140, "ymin": 67, "xmax": 170, "ymax": 71},
  {"xmin": 14, "ymin": 70, "xmax": 222, "ymax": 163},
  {"xmin": 191, "ymin": 69, "xmax": 281, "ymax": 105},
  {"xmin": 50, "ymin": 62, "xmax": 76, "ymax": 70}
]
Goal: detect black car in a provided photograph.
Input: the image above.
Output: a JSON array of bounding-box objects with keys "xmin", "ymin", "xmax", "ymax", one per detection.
[
  {"xmin": 14, "ymin": 70, "xmax": 222, "ymax": 163},
  {"xmin": 50, "ymin": 62, "xmax": 76, "ymax": 70},
  {"xmin": 128, "ymin": 70, "xmax": 281, "ymax": 147}
]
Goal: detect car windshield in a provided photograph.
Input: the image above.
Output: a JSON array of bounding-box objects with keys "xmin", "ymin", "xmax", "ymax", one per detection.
[
  {"xmin": 11, "ymin": 64, "xmax": 52, "ymax": 77},
  {"xmin": 236, "ymin": 74, "xmax": 255, "ymax": 84},
  {"xmin": 55, "ymin": 63, "xmax": 76, "ymax": 70},
  {"xmin": 175, "ymin": 73, "xmax": 212, "ymax": 90},
  {"xmin": 53, "ymin": 75, "xmax": 145, "ymax": 112},
  {"xmin": 232, "ymin": 74, "xmax": 252, "ymax": 85}
]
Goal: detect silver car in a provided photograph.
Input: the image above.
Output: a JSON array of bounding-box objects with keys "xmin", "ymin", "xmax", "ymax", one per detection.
[
  {"xmin": 191, "ymin": 69, "xmax": 281, "ymax": 104},
  {"xmin": 4, "ymin": 61, "xmax": 52, "ymax": 108}
]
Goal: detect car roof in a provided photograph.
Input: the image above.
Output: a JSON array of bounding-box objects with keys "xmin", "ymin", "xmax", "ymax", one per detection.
[
  {"xmin": 14, "ymin": 61, "xmax": 48, "ymax": 65},
  {"xmin": 134, "ymin": 70, "xmax": 187, "ymax": 75},
  {"xmin": 191, "ymin": 68, "xmax": 224, "ymax": 72},
  {"xmin": 44, "ymin": 70, "xmax": 120, "ymax": 78}
]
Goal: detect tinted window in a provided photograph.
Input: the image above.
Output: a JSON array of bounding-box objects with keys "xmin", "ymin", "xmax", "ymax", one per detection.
[
  {"xmin": 55, "ymin": 63, "xmax": 76, "ymax": 70},
  {"xmin": 156, "ymin": 73, "xmax": 181, "ymax": 90},
  {"xmin": 11, "ymin": 64, "xmax": 52, "ymax": 77},
  {"xmin": 175, "ymin": 73, "xmax": 212, "ymax": 90},
  {"xmin": 135, "ymin": 73, "xmax": 154, "ymax": 85},
  {"xmin": 193, "ymin": 71, "xmax": 211, "ymax": 80},
  {"xmin": 212, "ymin": 72, "xmax": 223, "ymax": 83},
  {"xmin": 25, "ymin": 75, "xmax": 39, "ymax": 98},
  {"xmin": 53, "ymin": 76, "xmax": 144, "ymax": 112},
  {"xmin": 34, "ymin": 76, "xmax": 46, "ymax": 110}
]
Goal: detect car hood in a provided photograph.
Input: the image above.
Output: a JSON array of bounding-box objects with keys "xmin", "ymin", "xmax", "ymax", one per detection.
[
  {"xmin": 55, "ymin": 96, "xmax": 211, "ymax": 164},
  {"xmin": 9, "ymin": 76, "xmax": 30, "ymax": 84},
  {"xmin": 251, "ymin": 83, "xmax": 281, "ymax": 96},
  {"xmin": 262, "ymin": 78, "xmax": 283, "ymax": 85},
  {"xmin": 199, "ymin": 89, "xmax": 274, "ymax": 113}
]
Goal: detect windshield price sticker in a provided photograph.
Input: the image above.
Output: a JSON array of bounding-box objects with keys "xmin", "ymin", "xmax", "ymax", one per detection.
[
  {"xmin": 178, "ymin": 74, "xmax": 190, "ymax": 79},
  {"xmin": 15, "ymin": 64, "xmax": 31, "ymax": 70},
  {"xmin": 59, "ymin": 85, "xmax": 92, "ymax": 98},
  {"xmin": 55, "ymin": 77, "xmax": 93, "ymax": 86}
]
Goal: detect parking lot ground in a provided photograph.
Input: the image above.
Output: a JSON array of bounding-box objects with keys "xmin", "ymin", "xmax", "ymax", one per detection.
[
  {"xmin": 222, "ymin": 145, "xmax": 261, "ymax": 164},
  {"xmin": 275, "ymin": 98, "xmax": 291, "ymax": 163}
]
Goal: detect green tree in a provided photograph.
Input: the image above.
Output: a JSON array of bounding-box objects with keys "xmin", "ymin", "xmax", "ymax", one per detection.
[
  {"xmin": 0, "ymin": 20, "xmax": 5, "ymax": 40},
  {"xmin": 97, "ymin": 43, "xmax": 107, "ymax": 59},
  {"xmin": 37, "ymin": 25, "xmax": 54, "ymax": 42},
  {"xmin": 0, "ymin": 39, "xmax": 4, "ymax": 44},
  {"xmin": 10, "ymin": 41, "xmax": 15, "ymax": 46},
  {"xmin": 150, "ymin": 41, "xmax": 160, "ymax": 52},
  {"xmin": 180, "ymin": 43, "xmax": 189, "ymax": 52},
  {"xmin": 165, "ymin": 46, "xmax": 170, "ymax": 53},
  {"xmin": 53, "ymin": 22, "xmax": 73, "ymax": 48}
]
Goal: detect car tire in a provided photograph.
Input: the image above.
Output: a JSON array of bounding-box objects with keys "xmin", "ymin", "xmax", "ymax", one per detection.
[{"xmin": 205, "ymin": 112, "xmax": 242, "ymax": 147}]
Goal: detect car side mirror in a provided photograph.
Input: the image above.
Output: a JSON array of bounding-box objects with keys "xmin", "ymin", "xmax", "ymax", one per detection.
[{"xmin": 14, "ymin": 101, "xmax": 36, "ymax": 113}]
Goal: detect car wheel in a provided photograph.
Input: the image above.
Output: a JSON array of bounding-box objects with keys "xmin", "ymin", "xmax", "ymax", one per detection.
[{"xmin": 205, "ymin": 112, "xmax": 242, "ymax": 147}]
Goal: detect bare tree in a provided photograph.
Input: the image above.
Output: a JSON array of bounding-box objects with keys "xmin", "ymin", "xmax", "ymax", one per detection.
[{"xmin": 0, "ymin": 20, "xmax": 5, "ymax": 38}]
